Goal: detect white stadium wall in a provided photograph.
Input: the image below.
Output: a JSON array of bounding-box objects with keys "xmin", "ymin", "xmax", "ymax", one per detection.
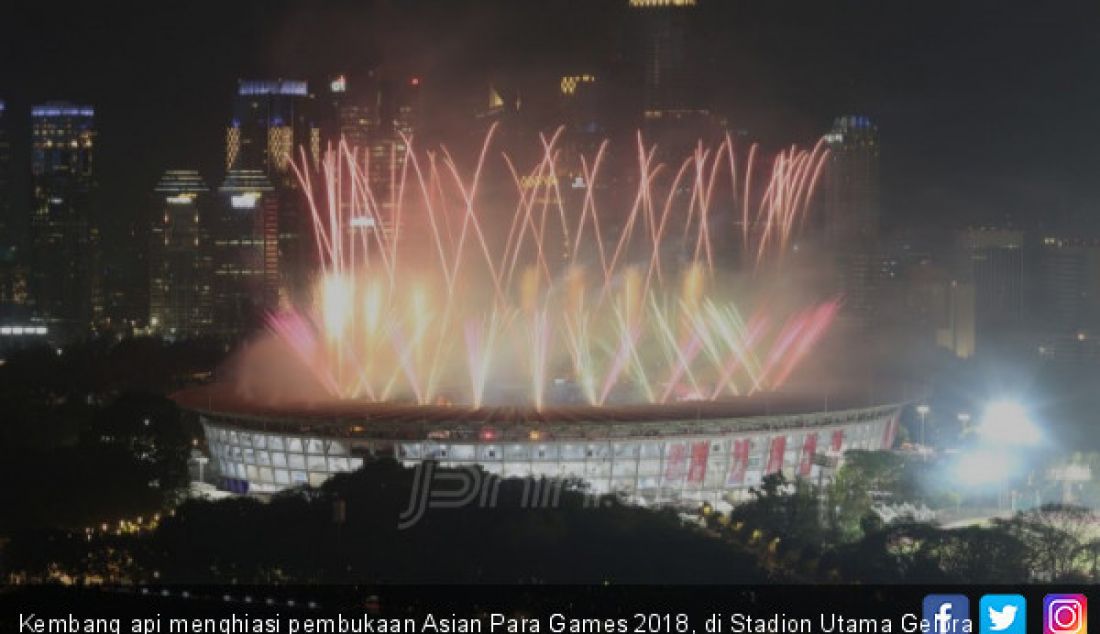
[{"xmin": 199, "ymin": 404, "xmax": 900, "ymax": 504}]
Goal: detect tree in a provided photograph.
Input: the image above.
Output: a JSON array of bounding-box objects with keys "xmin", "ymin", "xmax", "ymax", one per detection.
[{"xmin": 993, "ymin": 504, "xmax": 1096, "ymax": 581}]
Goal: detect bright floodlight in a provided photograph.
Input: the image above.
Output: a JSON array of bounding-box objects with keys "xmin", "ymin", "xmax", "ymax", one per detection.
[
  {"xmin": 956, "ymin": 448, "xmax": 1015, "ymax": 487},
  {"xmin": 977, "ymin": 399, "xmax": 1041, "ymax": 447}
]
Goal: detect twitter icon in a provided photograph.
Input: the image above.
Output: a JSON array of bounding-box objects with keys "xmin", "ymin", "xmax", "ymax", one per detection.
[{"xmin": 981, "ymin": 595, "xmax": 1027, "ymax": 634}]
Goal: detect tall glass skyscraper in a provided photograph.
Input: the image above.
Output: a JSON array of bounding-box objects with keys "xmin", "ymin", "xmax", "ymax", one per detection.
[
  {"xmin": 29, "ymin": 102, "xmax": 99, "ymax": 336},
  {"xmin": 149, "ymin": 170, "xmax": 214, "ymax": 339},
  {"xmin": 226, "ymin": 79, "xmax": 322, "ymax": 307},
  {"xmin": 212, "ymin": 169, "xmax": 278, "ymax": 338},
  {"xmin": 824, "ymin": 115, "xmax": 881, "ymax": 246},
  {"xmin": 823, "ymin": 115, "xmax": 881, "ymax": 330}
]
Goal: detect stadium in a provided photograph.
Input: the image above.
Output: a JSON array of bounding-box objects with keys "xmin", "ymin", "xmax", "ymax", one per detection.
[{"xmin": 174, "ymin": 384, "xmax": 905, "ymax": 507}]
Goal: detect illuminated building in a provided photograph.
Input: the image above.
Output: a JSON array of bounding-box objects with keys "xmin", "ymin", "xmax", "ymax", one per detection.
[
  {"xmin": 559, "ymin": 73, "xmax": 604, "ymax": 157},
  {"xmin": 1034, "ymin": 236, "xmax": 1100, "ymax": 364},
  {"xmin": 176, "ymin": 383, "xmax": 902, "ymax": 500},
  {"xmin": 29, "ymin": 102, "xmax": 100, "ymax": 337},
  {"xmin": 0, "ymin": 245, "xmax": 28, "ymax": 307},
  {"xmin": 227, "ymin": 79, "xmax": 321, "ymax": 305},
  {"xmin": 227, "ymin": 79, "xmax": 318, "ymax": 180},
  {"xmin": 0, "ymin": 315, "xmax": 50, "ymax": 351},
  {"xmin": 149, "ymin": 170, "xmax": 214, "ymax": 338},
  {"xmin": 212, "ymin": 170, "xmax": 278, "ymax": 338},
  {"xmin": 823, "ymin": 115, "xmax": 881, "ymax": 330},
  {"xmin": 176, "ymin": 383, "xmax": 897, "ymax": 501},
  {"xmin": 367, "ymin": 76, "xmax": 422, "ymax": 242},
  {"xmin": 824, "ymin": 116, "xmax": 880, "ymax": 245},
  {"xmin": 958, "ymin": 228, "xmax": 1024, "ymax": 356},
  {"xmin": 631, "ymin": 0, "xmax": 713, "ymax": 145},
  {"xmin": 934, "ymin": 279, "xmax": 976, "ymax": 360},
  {"xmin": 321, "ymin": 72, "xmax": 377, "ymax": 152}
]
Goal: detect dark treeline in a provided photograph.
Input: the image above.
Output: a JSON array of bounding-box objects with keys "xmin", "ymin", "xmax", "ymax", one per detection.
[{"xmin": 4, "ymin": 459, "xmax": 1100, "ymax": 585}]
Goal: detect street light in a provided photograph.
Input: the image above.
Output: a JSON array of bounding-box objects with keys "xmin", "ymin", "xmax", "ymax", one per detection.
[{"xmin": 916, "ymin": 404, "xmax": 930, "ymax": 454}]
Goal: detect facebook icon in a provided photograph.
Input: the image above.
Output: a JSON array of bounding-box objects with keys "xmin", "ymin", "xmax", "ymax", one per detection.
[{"xmin": 924, "ymin": 595, "xmax": 972, "ymax": 634}]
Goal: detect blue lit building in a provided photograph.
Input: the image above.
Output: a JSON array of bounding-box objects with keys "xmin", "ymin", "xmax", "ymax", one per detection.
[
  {"xmin": 226, "ymin": 79, "xmax": 322, "ymax": 307},
  {"xmin": 226, "ymin": 79, "xmax": 317, "ymax": 184}
]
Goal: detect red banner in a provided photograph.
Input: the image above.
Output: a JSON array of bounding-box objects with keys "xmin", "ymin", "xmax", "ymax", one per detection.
[
  {"xmin": 799, "ymin": 433, "xmax": 817, "ymax": 477},
  {"xmin": 688, "ymin": 441, "xmax": 709, "ymax": 483},
  {"xmin": 831, "ymin": 429, "xmax": 844, "ymax": 452},
  {"xmin": 664, "ymin": 442, "xmax": 687, "ymax": 483},
  {"xmin": 726, "ymin": 439, "xmax": 750, "ymax": 485},
  {"xmin": 765, "ymin": 436, "xmax": 787, "ymax": 475},
  {"xmin": 881, "ymin": 414, "xmax": 899, "ymax": 449}
]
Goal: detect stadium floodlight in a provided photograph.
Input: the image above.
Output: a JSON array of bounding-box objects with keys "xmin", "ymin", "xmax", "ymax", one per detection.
[
  {"xmin": 976, "ymin": 399, "xmax": 1041, "ymax": 447},
  {"xmin": 956, "ymin": 448, "xmax": 1015, "ymax": 487}
]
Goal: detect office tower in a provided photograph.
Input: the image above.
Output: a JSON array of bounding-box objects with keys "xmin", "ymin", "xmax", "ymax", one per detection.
[
  {"xmin": 559, "ymin": 74, "xmax": 604, "ymax": 159},
  {"xmin": 0, "ymin": 100, "xmax": 11, "ymax": 244},
  {"xmin": 365, "ymin": 76, "xmax": 421, "ymax": 243},
  {"xmin": 824, "ymin": 116, "xmax": 880, "ymax": 245},
  {"xmin": 227, "ymin": 79, "xmax": 323, "ymax": 305},
  {"xmin": 29, "ymin": 102, "xmax": 100, "ymax": 336},
  {"xmin": 958, "ymin": 228, "xmax": 1024, "ymax": 356},
  {"xmin": 149, "ymin": 170, "xmax": 214, "ymax": 339},
  {"xmin": 212, "ymin": 170, "xmax": 278, "ymax": 338},
  {"xmin": 630, "ymin": 0, "xmax": 700, "ymax": 118},
  {"xmin": 823, "ymin": 115, "xmax": 881, "ymax": 329},
  {"xmin": 933, "ymin": 279, "xmax": 976, "ymax": 360},
  {"xmin": 1036, "ymin": 236, "xmax": 1100, "ymax": 364},
  {"xmin": 322, "ymin": 73, "xmax": 377, "ymax": 152},
  {"xmin": 226, "ymin": 79, "xmax": 320, "ymax": 180},
  {"xmin": 630, "ymin": 0, "xmax": 718, "ymax": 150}
]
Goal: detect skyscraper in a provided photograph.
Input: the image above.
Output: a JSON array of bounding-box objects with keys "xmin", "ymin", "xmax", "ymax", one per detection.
[
  {"xmin": 1036, "ymin": 236, "xmax": 1100, "ymax": 364},
  {"xmin": 360, "ymin": 76, "xmax": 421, "ymax": 245},
  {"xmin": 149, "ymin": 170, "xmax": 214, "ymax": 339},
  {"xmin": 0, "ymin": 100, "xmax": 11, "ymax": 244},
  {"xmin": 824, "ymin": 116, "xmax": 880, "ymax": 245},
  {"xmin": 227, "ymin": 79, "xmax": 322, "ymax": 305},
  {"xmin": 212, "ymin": 169, "xmax": 278, "ymax": 338},
  {"xmin": 29, "ymin": 102, "xmax": 99, "ymax": 336},
  {"xmin": 559, "ymin": 73, "xmax": 604, "ymax": 160},
  {"xmin": 630, "ymin": 0, "xmax": 700, "ymax": 119},
  {"xmin": 630, "ymin": 0, "xmax": 718, "ymax": 150},
  {"xmin": 0, "ymin": 100, "xmax": 21, "ymax": 311},
  {"xmin": 958, "ymin": 228, "xmax": 1025, "ymax": 356},
  {"xmin": 823, "ymin": 115, "xmax": 881, "ymax": 329},
  {"xmin": 322, "ymin": 73, "xmax": 377, "ymax": 152},
  {"xmin": 226, "ymin": 79, "xmax": 319, "ymax": 181}
]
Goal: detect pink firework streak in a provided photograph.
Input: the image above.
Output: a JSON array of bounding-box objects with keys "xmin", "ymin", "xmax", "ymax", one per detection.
[{"xmin": 268, "ymin": 128, "xmax": 835, "ymax": 408}]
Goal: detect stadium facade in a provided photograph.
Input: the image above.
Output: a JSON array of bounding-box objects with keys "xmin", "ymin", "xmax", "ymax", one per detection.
[{"xmin": 175, "ymin": 385, "xmax": 903, "ymax": 506}]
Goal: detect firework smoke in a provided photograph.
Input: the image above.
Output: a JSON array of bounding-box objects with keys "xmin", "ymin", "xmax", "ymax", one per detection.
[{"xmin": 265, "ymin": 127, "xmax": 835, "ymax": 409}]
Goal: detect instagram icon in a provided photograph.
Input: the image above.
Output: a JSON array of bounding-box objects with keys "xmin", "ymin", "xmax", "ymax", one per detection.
[{"xmin": 1045, "ymin": 595, "xmax": 1088, "ymax": 634}]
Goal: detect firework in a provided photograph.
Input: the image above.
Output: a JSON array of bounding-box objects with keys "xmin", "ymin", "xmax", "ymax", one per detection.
[{"xmin": 268, "ymin": 127, "xmax": 835, "ymax": 409}]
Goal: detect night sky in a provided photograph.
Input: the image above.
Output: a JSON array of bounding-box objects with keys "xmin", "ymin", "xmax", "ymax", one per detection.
[{"xmin": 2, "ymin": 0, "xmax": 1098, "ymax": 248}]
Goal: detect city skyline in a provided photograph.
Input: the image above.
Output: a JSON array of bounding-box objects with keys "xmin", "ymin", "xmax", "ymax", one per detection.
[
  {"xmin": 0, "ymin": 0, "xmax": 1096, "ymax": 249},
  {"xmin": 2, "ymin": 0, "xmax": 1100, "ymax": 596}
]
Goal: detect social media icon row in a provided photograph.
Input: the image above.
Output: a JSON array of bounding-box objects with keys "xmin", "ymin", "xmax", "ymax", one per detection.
[{"xmin": 922, "ymin": 593, "xmax": 1087, "ymax": 634}]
